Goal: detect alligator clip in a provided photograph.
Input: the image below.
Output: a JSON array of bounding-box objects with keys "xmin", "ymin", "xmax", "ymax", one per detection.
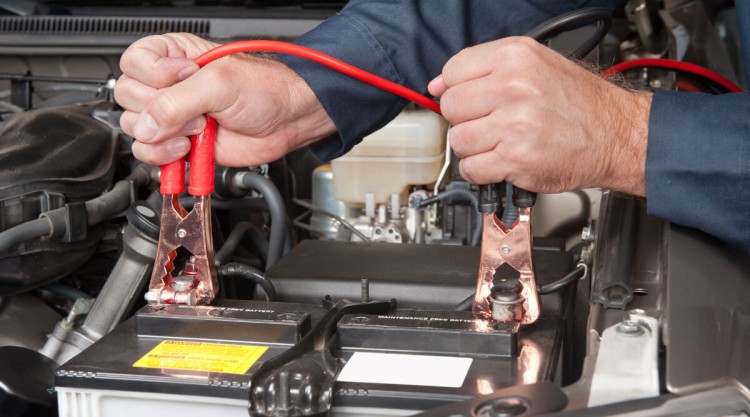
[
  {"xmin": 145, "ymin": 117, "xmax": 218, "ymax": 305},
  {"xmin": 473, "ymin": 185, "xmax": 540, "ymax": 325}
]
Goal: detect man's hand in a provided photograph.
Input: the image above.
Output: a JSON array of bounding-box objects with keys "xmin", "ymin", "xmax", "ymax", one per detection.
[
  {"xmin": 428, "ymin": 37, "xmax": 651, "ymax": 196},
  {"xmin": 115, "ymin": 33, "xmax": 335, "ymax": 167}
]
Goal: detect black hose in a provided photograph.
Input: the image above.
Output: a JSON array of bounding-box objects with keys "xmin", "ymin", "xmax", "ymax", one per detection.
[
  {"xmin": 216, "ymin": 221, "xmax": 269, "ymax": 264},
  {"xmin": 0, "ymin": 165, "xmax": 153, "ymax": 253},
  {"xmin": 43, "ymin": 283, "xmax": 91, "ymax": 302},
  {"xmin": 217, "ymin": 262, "xmax": 277, "ymax": 302},
  {"xmin": 238, "ymin": 173, "xmax": 287, "ymax": 269},
  {"xmin": 417, "ymin": 189, "xmax": 481, "ymax": 246},
  {"xmin": 526, "ymin": 7, "xmax": 612, "ymax": 60},
  {"xmin": 0, "ymin": 218, "xmax": 51, "ymax": 253},
  {"xmin": 86, "ymin": 166, "xmax": 151, "ymax": 225}
]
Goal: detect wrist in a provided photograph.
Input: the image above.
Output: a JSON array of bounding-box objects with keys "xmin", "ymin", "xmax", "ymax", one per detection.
[
  {"xmin": 601, "ymin": 88, "xmax": 651, "ymax": 196},
  {"xmin": 280, "ymin": 63, "xmax": 337, "ymax": 148}
]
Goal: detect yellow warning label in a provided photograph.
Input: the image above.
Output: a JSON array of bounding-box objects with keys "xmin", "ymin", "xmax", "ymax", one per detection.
[{"xmin": 133, "ymin": 340, "xmax": 268, "ymax": 375}]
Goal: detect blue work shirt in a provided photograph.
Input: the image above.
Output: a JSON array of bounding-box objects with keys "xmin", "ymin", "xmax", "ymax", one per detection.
[{"xmin": 280, "ymin": 0, "xmax": 750, "ymax": 253}]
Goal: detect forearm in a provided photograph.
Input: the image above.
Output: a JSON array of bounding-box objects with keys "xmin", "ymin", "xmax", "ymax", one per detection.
[{"xmin": 280, "ymin": 0, "xmax": 627, "ymax": 161}]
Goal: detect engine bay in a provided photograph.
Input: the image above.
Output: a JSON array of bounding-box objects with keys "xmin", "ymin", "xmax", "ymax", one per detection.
[{"xmin": 1, "ymin": 1, "xmax": 749, "ymax": 417}]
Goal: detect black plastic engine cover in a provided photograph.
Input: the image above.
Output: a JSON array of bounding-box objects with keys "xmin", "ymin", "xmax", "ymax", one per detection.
[
  {"xmin": 0, "ymin": 104, "xmax": 117, "ymax": 211},
  {"xmin": 0, "ymin": 104, "xmax": 118, "ymax": 295}
]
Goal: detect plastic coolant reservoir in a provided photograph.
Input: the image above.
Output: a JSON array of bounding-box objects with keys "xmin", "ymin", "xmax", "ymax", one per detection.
[{"xmin": 331, "ymin": 110, "xmax": 447, "ymax": 205}]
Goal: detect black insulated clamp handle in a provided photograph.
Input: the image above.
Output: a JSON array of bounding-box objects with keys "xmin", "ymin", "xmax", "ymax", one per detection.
[
  {"xmin": 512, "ymin": 187, "xmax": 537, "ymax": 208},
  {"xmin": 479, "ymin": 184, "xmax": 502, "ymax": 213}
]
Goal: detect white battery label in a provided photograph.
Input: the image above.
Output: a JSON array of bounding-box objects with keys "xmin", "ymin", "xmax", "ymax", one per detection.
[{"xmin": 337, "ymin": 352, "xmax": 472, "ymax": 388}]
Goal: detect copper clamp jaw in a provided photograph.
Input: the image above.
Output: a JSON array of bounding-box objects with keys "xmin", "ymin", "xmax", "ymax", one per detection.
[
  {"xmin": 473, "ymin": 185, "xmax": 540, "ymax": 326},
  {"xmin": 145, "ymin": 195, "xmax": 218, "ymax": 305}
]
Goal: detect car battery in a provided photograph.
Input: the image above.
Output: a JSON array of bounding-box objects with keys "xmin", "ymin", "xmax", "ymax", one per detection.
[
  {"xmin": 55, "ymin": 295, "xmax": 565, "ymax": 417},
  {"xmin": 55, "ymin": 301, "xmax": 316, "ymax": 417}
]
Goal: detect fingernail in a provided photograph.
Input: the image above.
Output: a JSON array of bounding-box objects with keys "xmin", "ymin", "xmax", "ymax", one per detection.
[
  {"xmin": 183, "ymin": 116, "xmax": 205, "ymax": 135},
  {"xmin": 167, "ymin": 138, "xmax": 190, "ymax": 157},
  {"xmin": 134, "ymin": 113, "xmax": 159, "ymax": 141},
  {"xmin": 177, "ymin": 64, "xmax": 198, "ymax": 82}
]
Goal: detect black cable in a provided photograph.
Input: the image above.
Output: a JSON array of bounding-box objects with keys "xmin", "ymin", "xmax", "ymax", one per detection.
[
  {"xmin": 452, "ymin": 264, "xmax": 587, "ymax": 311},
  {"xmin": 526, "ymin": 7, "xmax": 612, "ymax": 60},
  {"xmin": 179, "ymin": 196, "xmax": 268, "ymax": 211},
  {"xmin": 538, "ymin": 264, "xmax": 587, "ymax": 295},
  {"xmin": 217, "ymin": 262, "xmax": 277, "ymax": 302},
  {"xmin": 42, "ymin": 283, "xmax": 91, "ymax": 302}
]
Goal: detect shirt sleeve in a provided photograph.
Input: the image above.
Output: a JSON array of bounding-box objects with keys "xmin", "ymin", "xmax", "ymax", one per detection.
[
  {"xmin": 647, "ymin": 90, "xmax": 750, "ymax": 253},
  {"xmin": 278, "ymin": 0, "xmax": 626, "ymax": 161}
]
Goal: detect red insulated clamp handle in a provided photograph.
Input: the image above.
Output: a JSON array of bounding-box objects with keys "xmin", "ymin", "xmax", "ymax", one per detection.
[
  {"xmin": 160, "ymin": 159, "xmax": 186, "ymax": 195},
  {"xmin": 188, "ymin": 116, "xmax": 217, "ymax": 196}
]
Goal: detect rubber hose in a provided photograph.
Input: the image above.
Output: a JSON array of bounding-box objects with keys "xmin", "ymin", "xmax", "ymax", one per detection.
[
  {"xmin": 216, "ymin": 221, "xmax": 269, "ymax": 264},
  {"xmin": 43, "ymin": 283, "xmax": 90, "ymax": 302},
  {"xmin": 0, "ymin": 218, "xmax": 52, "ymax": 253},
  {"xmin": 217, "ymin": 262, "xmax": 277, "ymax": 302},
  {"xmin": 86, "ymin": 166, "xmax": 151, "ymax": 225},
  {"xmin": 239, "ymin": 173, "xmax": 287, "ymax": 269}
]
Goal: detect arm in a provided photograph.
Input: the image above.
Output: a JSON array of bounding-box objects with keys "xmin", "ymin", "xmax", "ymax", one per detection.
[
  {"xmin": 280, "ymin": 0, "xmax": 628, "ymax": 160},
  {"xmin": 647, "ymin": 91, "xmax": 750, "ymax": 253}
]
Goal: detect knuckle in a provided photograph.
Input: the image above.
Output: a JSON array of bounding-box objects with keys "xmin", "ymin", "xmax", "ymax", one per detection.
[
  {"xmin": 459, "ymin": 159, "xmax": 479, "ymax": 183},
  {"xmin": 119, "ymin": 111, "xmax": 136, "ymax": 135},
  {"xmin": 150, "ymin": 91, "xmax": 182, "ymax": 126}
]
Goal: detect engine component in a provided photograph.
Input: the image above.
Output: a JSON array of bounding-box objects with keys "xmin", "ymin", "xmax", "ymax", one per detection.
[
  {"xmin": 330, "ymin": 110, "xmax": 447, "ymax": 205},
  {"xmin": 0, "ymin": 346, "xmax": 58, "ymax": 417},
  {"xmin": 588, "ymin": 312, "xmax": 660, "ymax": 407},
  {"xmin": 0, "ymin": 104, "xmax": 118, "ymax": 295},
  {"xmin": 591, "ymin": 194, "xmax": 639, "ymax": 309},
  {"xmin": 40, "ymin": 200, "xmax": 159, "ymax": 364},
  {"xmin": 309, "ymin": 165, "xmax": 357, "ymax": 240}
]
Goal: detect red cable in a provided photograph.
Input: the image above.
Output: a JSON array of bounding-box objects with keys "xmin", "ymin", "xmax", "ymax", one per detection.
[
  {"xmin": 602, "ymin": 58, "xmax": 742, "ymax": 93},
  {"xmin": 194, "ymin": 40, "xmax": 442, "ymax": 115}
]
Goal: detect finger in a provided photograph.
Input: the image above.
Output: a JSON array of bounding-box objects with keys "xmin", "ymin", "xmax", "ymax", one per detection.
[
  {"xmin": 448, "ymin": 119, "xmax": 503, "ymax": 159},
  {"xmin": 458, "ymin": 151, "xmax": 508, "ymax": 185},
  {"xmin": 119, "ymin": 110, "xmax": 139, "ymax": 137},
  {"xmin": 119, "ymin": 35, "xmax": 199, "ymax": 88},
  {"xmin": 131, "ymin": 62, "xmax": 235, "ymax": 142},
  {"xmin": 124, "ymin": 108, "xmax": 205, "ymax": 145},
  {"xmin": 427, "ymin": 74, "xmax": 447, "ymax": 97},
  {"xmin": 440, "ymin": 76, "xmax": 506, "ymax": 124},
  {"xmin": 114, "ymin": 74, "xmax": 157, "ymax": 113},
  {"xmin": 441, "ymin": 37, "xmax": 539, "ymax": 87},
  {"xmin": 131, "ymin": 137, "xmax": 191, "ymax": 166},
  {"xmin": 132, "ymin": 112, "xmax": 206, "ymax": 144}
]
